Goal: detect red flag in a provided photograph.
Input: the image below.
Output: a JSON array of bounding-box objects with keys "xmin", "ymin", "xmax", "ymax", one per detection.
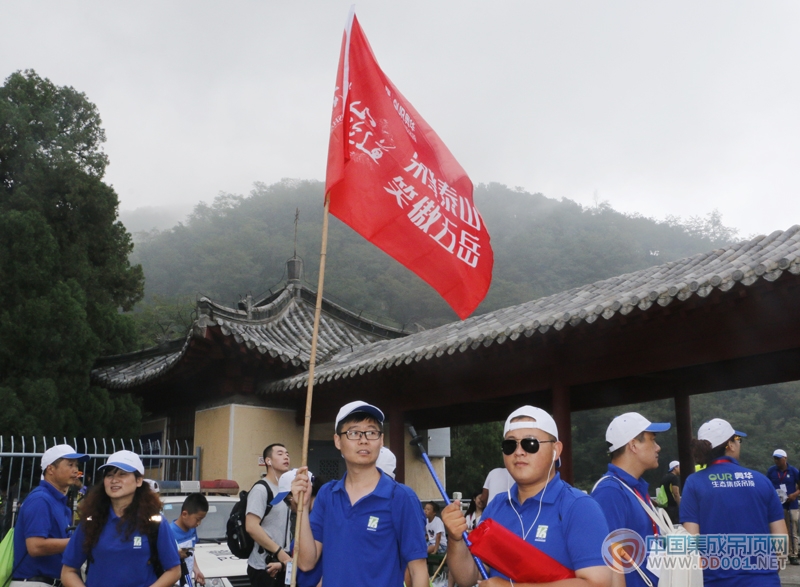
[{"xmin": 326, "ymin": 11, "xmax": 493, "ymax": 320}]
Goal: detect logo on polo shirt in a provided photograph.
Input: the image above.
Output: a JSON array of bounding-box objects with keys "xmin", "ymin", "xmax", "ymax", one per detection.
[
  {"xmin": 367, "ymin": 516, "xmax": 379, "ymax": 531},
  {"xmin": 134, "ymin": 536, "xmax": 142, "ymax": 548},
  {"xmin": 535, "ymin": 525, "xmax": 548, "ymax": 541}
]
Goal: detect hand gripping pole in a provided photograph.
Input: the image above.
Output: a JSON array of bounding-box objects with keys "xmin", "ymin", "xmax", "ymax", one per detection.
[{"xmin": 408, "ymin": 426, "xmax": 489, "ymax": 580}]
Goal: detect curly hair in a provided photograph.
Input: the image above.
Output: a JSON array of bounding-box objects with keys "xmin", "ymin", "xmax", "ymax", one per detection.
[
  {"xmin": 78, "ymin": 469, "xmax": 163, "ymax": 553},
  {"xmin": 691, "ymin": 437, "xmax": 729, "ymax": 467}
]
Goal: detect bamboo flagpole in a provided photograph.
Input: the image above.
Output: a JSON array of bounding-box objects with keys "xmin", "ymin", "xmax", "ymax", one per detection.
[{"xmin": 289, "ymin": 194, "xmax": 330, "ymax": 587}]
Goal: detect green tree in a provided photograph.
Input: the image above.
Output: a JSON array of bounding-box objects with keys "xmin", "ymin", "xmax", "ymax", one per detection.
[{"xmin": 0, "ymin": 70, "xmax": 144, "ymax": 438}]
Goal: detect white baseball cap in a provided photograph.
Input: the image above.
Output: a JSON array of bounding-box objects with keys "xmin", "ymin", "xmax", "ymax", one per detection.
[
  {"xmin": 99, "ymin": 450, "xmax": 145, "ymax": 475},
  {"xmin": 697, "ymin": 418, "xmax": 746, "ymax": 448},
  {"xmin": 668, "ymin": 460, "xmax": 680, "ymax": 471},
  {"xmin": 377, "ymin": 447, "xmax": 397, "ymax": 479},
  {"xmin": 334, "ymin": 401, "xmax": 384, "ymax": 432},
  {"xmin": 41, "ymin": 444, "xmax": 89, "ymax": 471},
  {"xmin": 774, "ymin": 449, "xmax": 788, "ymax": 459},
  {"xmin": 503, "ymin": 406, "xmax": 558, "ymax": 440},
  {"xmin": 606, "ymin": 412, "xmax": 671, "ymax": 452},
  {"xmin": 270, "ymin": 468, "xmax": 314, "ymax": 506}
]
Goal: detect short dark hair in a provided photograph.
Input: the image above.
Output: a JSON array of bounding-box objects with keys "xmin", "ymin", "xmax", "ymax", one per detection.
[
  {"xmin": 181, "ymin": 493, "xmax": 209, "ymax": 515},
  {"xmin": 424, "ymin": 501, "xmax": 440, "ymax": 514},
  {"xmin": 263, "ymin": 443, "xmax": 286, "ymax": 462},
  {"xmin": 336, "ymin": 413, "xmax": 384, "ymax": 435},
  {"xmin": 609, "ymin": 431, "xmax": 646, "ymax": 460}
]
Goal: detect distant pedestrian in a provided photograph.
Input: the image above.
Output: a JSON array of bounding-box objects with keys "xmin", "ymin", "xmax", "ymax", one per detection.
[
  {"xmin": 423, "ymin": 501, "xmax": 447, "ymax": 555},
  {"xmin": 463, "ymin": 490, "xmax": 484, "ymax": 532},
  {"xmin": 766, "ymin": 448, "xmax": 800, "ymax": 565},
  {"xmin": 169, "ymin": 493, "xmax": 209, "ymax": 587},
  {"xmin": 659, "ymin": 460, "xmax": 681, "ymax": 523},
  {"xmin": 61, "ymin": 450, "xmax": 181, "ymax": 587},
  {"xmin": 480, "ymin": 466, "xmax": 513, "ymax": 506},
  {"xmin": 682, "ymin": 419, "xmax": 787, "ymax": 586}
]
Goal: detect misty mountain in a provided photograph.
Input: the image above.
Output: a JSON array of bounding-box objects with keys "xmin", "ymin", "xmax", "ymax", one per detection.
[{"xmin": 128, "ymin": 179, "xmax": 737, "ymax": 331}]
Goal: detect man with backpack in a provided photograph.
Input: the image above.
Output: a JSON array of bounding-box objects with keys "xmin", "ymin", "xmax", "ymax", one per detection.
[
  {"xmin": 11, "ymin": 444, "xmax": 89, "ymax": 587},
  {"xmin": 245, "ymin": 443, "xmax": 292, "ymax": 587}
]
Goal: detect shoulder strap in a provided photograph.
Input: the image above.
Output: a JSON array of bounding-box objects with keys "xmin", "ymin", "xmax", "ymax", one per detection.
[
  {"xmin": 605, "ymin": 476, "xmax": 674, "ymax": 535},
  {"xmin": 591, "ymin": 474, "xmax": 613, "ymax": 493},
  {"xmin": 251, "ymin": 480, "xmax": 273, "ymax": 522}
]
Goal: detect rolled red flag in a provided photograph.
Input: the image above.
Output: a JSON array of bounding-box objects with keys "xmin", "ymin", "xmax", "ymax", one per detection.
[{"xmin": 468, "ymin": 518, "xmax": 576, "ymax": 583}]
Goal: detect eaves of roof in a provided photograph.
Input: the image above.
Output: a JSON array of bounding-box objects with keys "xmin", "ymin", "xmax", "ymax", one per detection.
[
  {"xmin": 91, "ymin": 282, "xmax": 405, "ymax": 390},
  {"xmin": 266, "ymin": 225, "xmax": 800, "ymax": 394}
]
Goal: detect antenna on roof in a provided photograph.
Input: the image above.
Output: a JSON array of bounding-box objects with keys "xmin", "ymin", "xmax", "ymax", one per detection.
[{"xmin": 294, "ymin": 208, "xmax": 300, "ymax": 257}]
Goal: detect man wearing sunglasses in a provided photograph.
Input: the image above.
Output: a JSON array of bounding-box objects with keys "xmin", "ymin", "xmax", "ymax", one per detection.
[
  {"xmin": 591, "ymin": 412, "xmax": 671, "ymax": 587},
  {"xmin": 441, "ymin": 405, "xmax": 611, "ymax": 587},
  {"xmin": 291, "ymin": 401, "xmax": 428, "ymax": 587}
]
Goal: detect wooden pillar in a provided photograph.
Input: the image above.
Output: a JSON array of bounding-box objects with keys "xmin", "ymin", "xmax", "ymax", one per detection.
[
  {"xmin": 552, "ymin": 385, "xmax": 573, "ymax": 484},
  {"xmin": 675, "ymin": 392, "xmax": 693, "ymax": 486},
  {"xmin": 389, "ymin": 404, "xmax": 406, "ymax": 483}
]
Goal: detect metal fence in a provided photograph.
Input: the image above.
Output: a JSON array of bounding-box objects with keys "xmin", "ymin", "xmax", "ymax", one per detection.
[{"xmin": 0, "ymin": 436, "xmax": 200, "ymax": 530}]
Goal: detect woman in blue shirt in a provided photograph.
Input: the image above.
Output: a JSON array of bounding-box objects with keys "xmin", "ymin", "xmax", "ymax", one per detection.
[
  {"xmin": 681, "ymin": 418, "xmax": 787, "ymax": 587},
  {"xmin": 61, "ymin": 450, "xmax": 181, "ymax": 587}
]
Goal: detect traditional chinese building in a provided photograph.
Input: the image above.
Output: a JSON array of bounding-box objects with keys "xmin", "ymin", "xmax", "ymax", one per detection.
[{"xmin": 93, "ymin": 226, "xmax": 800, "ymax": 492}]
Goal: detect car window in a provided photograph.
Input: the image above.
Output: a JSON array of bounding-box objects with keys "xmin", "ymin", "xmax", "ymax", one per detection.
[{"xmin": 162, "ymin": 500, "xmax": 236, "ymax": 542}]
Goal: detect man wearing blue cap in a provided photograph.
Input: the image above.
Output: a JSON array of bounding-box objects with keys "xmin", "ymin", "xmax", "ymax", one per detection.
[
  {"xmin": 11, "ymin": 444, "xmax": 89, "ymax": 587},
  {"xmin": 291, "ymin": 401, "xmax": 428, "ymax": 587},
  {"xmin": 592, "ymin": 412, "xmax": 671, "ymax": 587}
]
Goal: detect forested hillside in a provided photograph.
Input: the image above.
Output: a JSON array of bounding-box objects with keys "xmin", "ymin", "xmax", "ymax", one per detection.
[
  {"xmin": 128, "ymin": 179, "xmax": 737, "ymax": 340},
  {"xmin": 126, "ymin": 179, "xmax": 795, "ymax": 493}
]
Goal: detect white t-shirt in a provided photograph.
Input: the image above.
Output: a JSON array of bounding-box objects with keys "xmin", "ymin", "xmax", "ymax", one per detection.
[
  {"xmin": 246, "ymin": 478, "xmax": 290, "ymax": 570},
  {"xmin": 483, "ymin": 467, "xmax": 514, "ymax": 505},
  {"xmin": 425, "ymin": 515, "xmax": 447, "ymax": 548}
]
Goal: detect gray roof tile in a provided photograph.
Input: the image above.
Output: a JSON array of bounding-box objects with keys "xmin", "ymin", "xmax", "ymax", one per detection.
[{"xmin": 267, "ymin": 225, "xmax": 800, "ymax": 393}]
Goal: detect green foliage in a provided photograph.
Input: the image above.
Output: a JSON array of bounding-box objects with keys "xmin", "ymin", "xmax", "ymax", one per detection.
[
  {"xmin": 130, "ymin": 179, "xmax": 737, "ymax": 331},
  {"xmin": 0, "ymin": 70, "xmax": 144, "ymax": 438},
  {"xmin": 128, "ymin": 295, "xmax": 196, "ymax": 349},
  {"xmin": 446, "ymin": 422, "xmax": 505, "ymax": 495}
]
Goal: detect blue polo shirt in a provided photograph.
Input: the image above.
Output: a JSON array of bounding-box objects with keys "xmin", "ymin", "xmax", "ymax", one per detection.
[
  {"xmin": 766, "ymin": 464, "xmax": 800, "ymax": 511},
  {"xmin": 308, "ymin": 471, "xmax": 427, "ymax": 587},
  {"xmin": 13, "ymin": 480, "xmax": 72, "ymax": 579},
  {"xmin": 681, "ymin": 456, "xmax": 784, "ymax": 587},
  {"xmin": 63, "ymin": 509, "xmax": 181, "ymax": 587},
  {"xmin": 481, "ymin": 472, "xmax": 608, "ymax": 578},
  {"xmin": 591, "ymin": 464, "xmax": 658, "ymax": 587}
]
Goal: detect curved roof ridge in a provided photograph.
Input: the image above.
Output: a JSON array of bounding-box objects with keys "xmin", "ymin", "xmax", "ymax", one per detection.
[{"xmin": 267, "ymin": 225, "xmax": 800, "ymax": 393}]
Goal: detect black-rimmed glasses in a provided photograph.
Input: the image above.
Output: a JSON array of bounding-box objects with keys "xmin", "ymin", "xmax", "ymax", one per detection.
[
  {"xmin": 340, "ymin": 429, "xmax": 383, "ymax": 441},
  {"xmin": 502, "ymin": 438, "xmax": 556, "ymax": 456}
]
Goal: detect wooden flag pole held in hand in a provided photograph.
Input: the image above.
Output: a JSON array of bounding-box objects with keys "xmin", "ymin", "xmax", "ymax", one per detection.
[{"xmin": 290, "ymin": 195, "xmax": 331, "ymax": 587}]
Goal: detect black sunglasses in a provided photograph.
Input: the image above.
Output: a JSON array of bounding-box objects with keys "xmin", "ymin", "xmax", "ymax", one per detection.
[{"xmin": 502, "ymin": 438, "xmax": 556, "ymax": 456}]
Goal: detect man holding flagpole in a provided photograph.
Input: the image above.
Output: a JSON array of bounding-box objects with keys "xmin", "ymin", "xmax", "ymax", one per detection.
[
  {"xmin": 287, "ymin": 9, "xmax": 493, "ymax": 587},
  {"xmin": 290, "ymin": 401, "xmax": 428, "ymax": 587}
]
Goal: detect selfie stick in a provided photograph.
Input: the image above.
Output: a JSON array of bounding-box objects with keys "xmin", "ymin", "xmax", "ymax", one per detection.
[{"xmin": 408, "ymin": 426, "xmax": 489, "ymax": 580}]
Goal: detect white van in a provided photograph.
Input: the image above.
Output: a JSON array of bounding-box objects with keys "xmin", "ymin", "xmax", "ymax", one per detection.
[{"xmin": 160, "ymin": 494, "xmax": 249, "ymax": 587}]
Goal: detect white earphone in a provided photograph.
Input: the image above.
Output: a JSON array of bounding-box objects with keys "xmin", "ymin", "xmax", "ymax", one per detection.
[{"xmin": 552, "ymin": 451, "xmax": 558, "ymax": 462}]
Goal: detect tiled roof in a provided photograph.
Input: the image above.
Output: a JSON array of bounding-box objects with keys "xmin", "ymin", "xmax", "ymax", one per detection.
[
  {"xmin": 92, "ymin": 338, "xmax": 190, "ymax": 390},
  {"xmin": 92, "ymin": 283, "xmax": 405, "ymax": 390},
  {"xmin": 267, "ymin": 225, "xmax": 800, "ymax": 393}
]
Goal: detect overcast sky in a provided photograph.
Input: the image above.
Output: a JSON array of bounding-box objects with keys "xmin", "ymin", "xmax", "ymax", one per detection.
[{"xmin": 3, "ymin": 1, "xmax": 799, "ymax": 237}]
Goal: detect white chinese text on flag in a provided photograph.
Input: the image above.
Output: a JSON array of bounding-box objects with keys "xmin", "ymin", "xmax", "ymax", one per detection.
[{"xmin": 325, "ymin": 11, "xmax": 493, "ymax": 320}]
